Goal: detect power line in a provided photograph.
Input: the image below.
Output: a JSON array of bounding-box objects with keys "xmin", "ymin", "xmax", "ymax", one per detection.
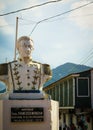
[
  {"xmin": 80, "ymin": 48, "xmax": 93, "ymax": 65},
  {"xmin": 0, "ymin": 1, "xmax": 93, "ymax": 29},
  {"xmin": 75, "ymin": 47, "xmax": 93, "ymax": 66},
  {"xmin": 18, "ymin": 17, "xmax": 37, "ymax": 24},
  {"xmin": 0, "ymin": 16, "xmax": 37, "ymax": 28},
  {"xmin": 0, "ymin": 0, "xmax": 63, "ymax": 16},
  {"xmin": 1, "ymin": 12, "xmax": 93, "ymax": 28},
  {"xmin": 29, "ymin": 1, "xmax": 93, "ymax": 35},
  {"xmin": 68, "ymin": 48, "xmax": 93, "ymax": 72}
]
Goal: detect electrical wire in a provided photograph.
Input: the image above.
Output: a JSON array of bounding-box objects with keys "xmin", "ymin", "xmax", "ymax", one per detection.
[
  {"xmin": 18, "ymin": 17, "xmax": 37, "ymax": 24},
  {"xmin": 0, "ymin": 0, "xmax": 63, "ymax": 16},
  {"xmin": 0, "ymin": 1, "xmax": 93, "ymax": 66},
  {"xmin": 29, "ymin": 1, "xmax": 93, "ymax": 35},
  {"xmin": 1, "ymin": 12, "xmax": 93, "ymax": 28},
  {"xmin": 68, "ymin": 48, "xmax": 93, "ymax": 73},
  {"xmin": 0, "ymin": 1, "xmax": 93, "ymax": 29},
  {"xmin": 80, "ymin": 48, "xmax": 93, "ymax": 65}
]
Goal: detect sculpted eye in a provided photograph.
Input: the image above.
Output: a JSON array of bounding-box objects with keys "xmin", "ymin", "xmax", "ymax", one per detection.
[
  {"xmin": 24, "ymin": 43, "xmax": 27, "ymax": 47},
  {"xmin": 28, "ymin": 45, "xmax": 32, "ymax": 48}
]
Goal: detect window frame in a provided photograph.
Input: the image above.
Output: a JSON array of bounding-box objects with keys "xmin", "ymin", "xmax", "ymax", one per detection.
[{"xmin": 76, "ymin": 77, "xmax": 89, "ymax": 97}]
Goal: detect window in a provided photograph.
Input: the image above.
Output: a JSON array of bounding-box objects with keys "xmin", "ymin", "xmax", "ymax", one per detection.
[
  {"xmin": 52, "ymin": 87, "xmax": 55, "ymax": 100},
  {"xmin": 69, "ymin": 79, "xmax": 73, "ymax": 106},
  {"xmin": 55, "ymin": 85, "xmax": 59, "ymax": 101},
  {"xmin": 77, "ymin": 77, "xmax": 89, "ymax": 97},
  {"xmin": 64, "ymin": 81, "xmax": 68, "ymax": 106},
  {"xmin": 59, "ymin": 83, "xmax": 63, "ymax": 107}
]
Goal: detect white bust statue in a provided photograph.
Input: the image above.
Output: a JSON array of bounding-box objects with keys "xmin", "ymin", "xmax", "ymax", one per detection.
[{"xmin": 0, "ymin": 36, "xmax": 52, "ymax": 96}]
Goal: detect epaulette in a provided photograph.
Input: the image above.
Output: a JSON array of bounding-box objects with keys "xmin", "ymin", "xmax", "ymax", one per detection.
[
  {"xmin": 32, "ymin": 60, "xmax": 42, "ymax": 65},
  {"xmin": 9, "ymin": 60, "xmax": 17, "ymax": 64},
  {"xmin": 0, "ymin": 63, "xmax": 8, "ymax": 75}
]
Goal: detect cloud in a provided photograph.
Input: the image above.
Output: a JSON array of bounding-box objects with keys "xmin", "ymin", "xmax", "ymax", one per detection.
[
  {"xmin": 0, "ymin": 2, "xmax": 5, "ymax": 10},
  {"xmin": 0, "ymin": 0, "xmax": 18, "ymax": 12},
  {"xmin": 0, "ymin": 17, "xmax": 14, "ymax": 35},
  {"xmin": 19, "ymin": 0, "xmax": 45, "ymax": 21},
  {"xmin": 68, "ymin": 1, "xmax": 93, "ymax": 29},
  {"xmin": 0, "ymin": 0, "xmax": 43, "ymax": 36}
]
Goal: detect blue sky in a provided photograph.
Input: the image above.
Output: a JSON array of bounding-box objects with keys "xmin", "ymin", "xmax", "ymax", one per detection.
[{"xmin": 0, "ymin": 0, "xmax": 93, "ymax": 69}]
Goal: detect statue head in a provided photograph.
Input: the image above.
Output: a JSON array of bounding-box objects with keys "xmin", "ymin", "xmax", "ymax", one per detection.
[{"xmin": 16, "ymin": 36, "xmax": 34, "ymax": 59}]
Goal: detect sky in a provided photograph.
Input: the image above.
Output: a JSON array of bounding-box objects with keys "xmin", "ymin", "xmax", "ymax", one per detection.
[{"xmin": 0, "ymin": 0, "xmax": 93, "ymax": 69}]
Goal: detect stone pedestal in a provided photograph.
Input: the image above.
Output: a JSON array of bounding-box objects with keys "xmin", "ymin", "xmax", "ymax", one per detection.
[{"xmin": 0, "ymin": 100, "xmax": 59, "ymax": 130}]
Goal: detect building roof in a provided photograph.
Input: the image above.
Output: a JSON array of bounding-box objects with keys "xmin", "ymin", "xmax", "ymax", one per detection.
[{"xmin": 44, "ymin": 62, "xmax": 92, "ymax": 88}]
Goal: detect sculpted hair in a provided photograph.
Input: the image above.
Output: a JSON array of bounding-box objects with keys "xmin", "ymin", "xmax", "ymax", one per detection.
[{"xmin": 16, "ymin": 36, "xmax": 34, "ymax": 50}]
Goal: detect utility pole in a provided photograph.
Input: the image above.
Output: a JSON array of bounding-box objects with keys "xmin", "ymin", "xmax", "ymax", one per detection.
[{"xmin": 14, "ymin": 17, "xmax": 18, "ymax": 61}]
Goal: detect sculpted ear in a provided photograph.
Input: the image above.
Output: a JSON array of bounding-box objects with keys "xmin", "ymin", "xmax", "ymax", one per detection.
[{"xmin": 43, "ymin": 64, "xmax": 52, "ymax": 75}]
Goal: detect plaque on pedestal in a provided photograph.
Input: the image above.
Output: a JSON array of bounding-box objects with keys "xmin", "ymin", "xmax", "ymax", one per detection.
[{"xmin": 0, "ymin": 99, "xmax": 59, "ymax": 130}]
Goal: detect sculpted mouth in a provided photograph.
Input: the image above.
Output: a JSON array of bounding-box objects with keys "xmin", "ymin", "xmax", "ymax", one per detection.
[{"xmin": 26, "ymin": 51, "xmax": 31, "ymax": 54}]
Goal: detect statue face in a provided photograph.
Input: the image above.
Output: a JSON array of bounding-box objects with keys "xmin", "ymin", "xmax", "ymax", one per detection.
[{"xmin": 18, "ymin": 39, "xmax": 33, "ymax": 58}]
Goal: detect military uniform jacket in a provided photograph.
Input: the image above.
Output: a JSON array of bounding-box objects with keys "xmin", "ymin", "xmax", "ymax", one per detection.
[{"xmin": 0, "ymin": 60, "xmax": 52, "ymax": 92}]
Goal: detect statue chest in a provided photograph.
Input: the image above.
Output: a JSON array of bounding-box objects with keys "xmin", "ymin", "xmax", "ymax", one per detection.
[{"xmin": 9, "ymin": 62, "xmax": 41, "ymax": 90}]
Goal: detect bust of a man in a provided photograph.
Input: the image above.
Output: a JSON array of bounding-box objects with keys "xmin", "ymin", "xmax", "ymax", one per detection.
[{"xmin": 0, "ymin": 36, "xmax": 52, "ymax": 98}]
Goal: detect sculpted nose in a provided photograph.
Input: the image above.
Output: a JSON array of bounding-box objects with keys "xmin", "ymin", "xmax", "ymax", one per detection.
[
  {"xmin": 26, "ymin": 47, "xmax": 30, "ymax": 51},
  {"xmin": 26, "ymin": 48, "xmax": 31, "ymax": 54}
]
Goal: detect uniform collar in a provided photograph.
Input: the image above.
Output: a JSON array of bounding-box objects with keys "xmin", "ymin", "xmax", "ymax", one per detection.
[{"xmin": 17, "ymin": 57, "xmax": 33, "ymax": 65}]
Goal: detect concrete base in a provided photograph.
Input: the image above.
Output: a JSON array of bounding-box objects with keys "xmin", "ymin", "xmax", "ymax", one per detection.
[
  {"xmin": 9, "ymin": 92, "xmax": 44, "ymax": 100},
  {"xmin": 0, "ymin": 100, "xmax": 59, "ymax": 130}
]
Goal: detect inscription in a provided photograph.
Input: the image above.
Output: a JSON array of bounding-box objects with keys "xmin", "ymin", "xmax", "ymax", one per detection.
[{"xmin": 11, "ymin": 107, "xmax": 44, "ymax": 122}]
